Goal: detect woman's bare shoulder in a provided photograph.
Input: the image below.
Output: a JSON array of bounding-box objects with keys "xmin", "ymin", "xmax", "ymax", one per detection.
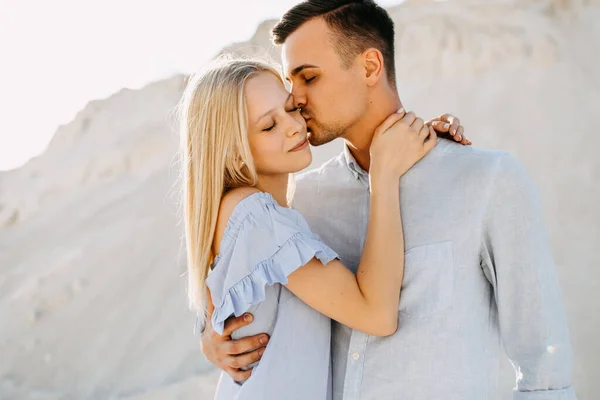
[{"xmin": 213, "ymin": 187, "xmax": 261, "ymax": 252}]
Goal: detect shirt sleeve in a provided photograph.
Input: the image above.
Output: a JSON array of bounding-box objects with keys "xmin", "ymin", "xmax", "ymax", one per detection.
[
  {"xmin": 480, "ymin": 153, "xmax": 578, "ymax": 400},
  {"xmin": 206, "ymin": 197, "xmax": 338, "ymax": 335}
]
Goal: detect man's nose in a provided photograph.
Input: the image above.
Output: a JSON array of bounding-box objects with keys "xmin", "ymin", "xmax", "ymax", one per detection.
[{"xmin": 291, "ymin": 89, "xmax": 306, "ymax": 108}]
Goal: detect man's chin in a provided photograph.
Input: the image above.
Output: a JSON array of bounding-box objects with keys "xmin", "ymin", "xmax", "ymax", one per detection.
[
  {"xmin": 308, "ymin": 130, "xmax": 338, "ymax": 147},
  {"xmin": 307, "ymin": 130, "xmax": 328, "ymax": 146},
  {"xmin": 308, "ymin": 135, "xmax": 323, "ymax": 147}
]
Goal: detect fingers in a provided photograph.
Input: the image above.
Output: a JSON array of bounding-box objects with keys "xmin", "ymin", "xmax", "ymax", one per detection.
[
  {"xmin": 451, "ymin": 126, "xmax": 471, "ymax": 145},
  {"xmin": 446, "ymin": 115, "xmax": 461, "ymax": 137},
  {"xmin": 221, "ymin": 342, "xmax": 267, "ymax": 383},
  {"xmin": 374, "ymin": 108, "xmax": 405, "ymax": 137},
  {"xmin": 400, "ymin": 111, "xmax": 416, "ymax": 126},
  {"xmin": 453, "ymin": 125, "xmax": 464, "ymax": 142},
  {"xmin": 429, "ymin": 113, "xmax": 460, "ymax": 136},
  {"xmin": 428, "ymin": 120, "xmax": 450, "ymax": 132},
  {"xmin": 227, "ymin": 367, "xmax": 253, "ymax": 383},
  {"xmin": 430, "ymin": 120, "xmax": 457, "ymax": 136},
  {"xmin": 428, "ymin": 114, "xmax": 471, "ymax": 145},
  {"xmin": 424, "ymin": 126, "xmax": 438, "ymax": 153},
  {"xmin": 459, "ymin": 126, "xmax": 472, "ymax": 144},
  {"xmin": 225, "ymin": 346, "xmax": 266, "ymax": 370},
  {"xmin": 224, "ymin": 333, "xmax": 269, "ymax": 356},
  {"xmin": 437, "ymin": 112, "xmax": 460, "ymax": 130},
  {"xmin": 222, "ymin": 313, "xmax": 254, "ymax": 337},
  {"xmin": 411, "ymin": 116, "xmax": 425, "ymax": 133},
  {"xmin": 418, "ymin": 124, "xmax": 430, "ymax": 141}
]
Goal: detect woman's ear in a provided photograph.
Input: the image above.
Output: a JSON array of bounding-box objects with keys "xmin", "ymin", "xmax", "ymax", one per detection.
[{"xmin": 363, "ymin": 48, "xmax": 384, "ymax": 86}]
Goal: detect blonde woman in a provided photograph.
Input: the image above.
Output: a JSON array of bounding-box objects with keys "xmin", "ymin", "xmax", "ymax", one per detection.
[{"xmin": 179, "ymin": 58, "xmax": 468, "ymax": 400}]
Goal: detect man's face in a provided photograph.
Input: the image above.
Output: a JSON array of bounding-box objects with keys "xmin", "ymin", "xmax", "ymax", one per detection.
[{"xmin": 282, "ymin": 18, "xmax": 369, "ymax": 146}]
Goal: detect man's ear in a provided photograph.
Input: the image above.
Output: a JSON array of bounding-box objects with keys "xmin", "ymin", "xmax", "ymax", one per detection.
[{"xmin": 363, "ymin": 48, "xmax": 384, "ymax": 86}]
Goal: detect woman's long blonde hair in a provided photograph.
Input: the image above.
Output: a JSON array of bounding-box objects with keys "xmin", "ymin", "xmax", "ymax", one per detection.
[{"xmin": 178, "ymin": 57, "xmax": 284, "ymax": 313}]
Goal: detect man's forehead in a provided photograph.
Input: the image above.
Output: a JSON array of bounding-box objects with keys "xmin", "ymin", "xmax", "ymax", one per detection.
[
  {"xmin": 281, "ymin": 49, "xmax": 316, "ymax": 77},
  {"xmin": 281, "ymin": 18, "xmax": 332, "ymax": 75}
]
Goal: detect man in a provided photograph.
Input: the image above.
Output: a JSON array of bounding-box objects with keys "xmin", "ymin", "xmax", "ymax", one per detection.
[{"xmin": 199, "ymin": 1, "xmax": 576, "ymax": 399}]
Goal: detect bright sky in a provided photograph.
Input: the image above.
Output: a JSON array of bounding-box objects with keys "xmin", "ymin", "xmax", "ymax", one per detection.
[{"xmin": 0, "ymin": 0, "xmax": 401, "ymax": 171}]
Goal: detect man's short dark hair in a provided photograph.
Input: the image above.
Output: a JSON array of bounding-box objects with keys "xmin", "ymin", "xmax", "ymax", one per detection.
[{"xmin": 272, "ymin": 0, "xmax": 396, "ymax": 87}]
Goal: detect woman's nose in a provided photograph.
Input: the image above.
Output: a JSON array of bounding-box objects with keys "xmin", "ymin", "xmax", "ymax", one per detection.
[{"xmin": 285, "ymin": 114, "xmax": 303, "ymax": 138}]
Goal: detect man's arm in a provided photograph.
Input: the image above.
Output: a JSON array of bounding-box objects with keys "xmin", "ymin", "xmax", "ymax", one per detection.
[
  {"xmin": 199, "ymin": 284, "xmax": 270, "ymax": 383},
  {"xmin": 196, "ymin": 289, "xmax": 269, "ymax": 382},
  {"xmin": 480, "ymin": 153, "xmax": 577, "ymax": 399},
  {"xmin": 199, "ymin": 312, "xmax": 269, "ymax": 382}
]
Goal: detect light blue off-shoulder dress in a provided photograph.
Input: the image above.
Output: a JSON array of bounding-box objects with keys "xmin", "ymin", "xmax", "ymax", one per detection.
[{"xmin": 206, "ymin": 192, "xmax": 338, "ymax": 400}]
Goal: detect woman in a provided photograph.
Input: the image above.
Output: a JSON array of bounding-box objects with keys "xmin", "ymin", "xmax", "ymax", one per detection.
[{"xmin": 179, "ymin": 58, "xmax": 469, "ymax": 399}]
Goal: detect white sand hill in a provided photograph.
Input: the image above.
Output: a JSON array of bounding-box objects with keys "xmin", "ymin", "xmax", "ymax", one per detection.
[{"xmin": 1, "ymin": 0, "xmax": 598, "ymax": 398}]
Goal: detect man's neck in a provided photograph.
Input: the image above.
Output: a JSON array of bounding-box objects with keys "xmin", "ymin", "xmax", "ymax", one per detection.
[{"xmin": 344, "ymin": 90, "xmax": 402, "ymax": 172}]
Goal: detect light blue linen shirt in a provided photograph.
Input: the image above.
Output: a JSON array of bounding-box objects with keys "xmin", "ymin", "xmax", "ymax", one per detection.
[
  {"xmin": 291, "ymin": 139, "xmax": 576, "ymax": 400},
  {"xmin": 205, "ymin": 192, "xmax": 337, "ymax": 400}
]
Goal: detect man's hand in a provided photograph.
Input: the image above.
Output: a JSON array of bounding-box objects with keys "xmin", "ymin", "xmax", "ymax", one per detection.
[
  {"xmin": 200, "ymin": 312, "xmax": 270, "ymax": 383},
  {"xmin": 426, "ymin": 113, "xmax": 471, "ymax": 145}
]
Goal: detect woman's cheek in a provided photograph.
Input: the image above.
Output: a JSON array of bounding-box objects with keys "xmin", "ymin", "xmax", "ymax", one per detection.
[{"xmin": 252, "ymin": 136, "xmax": 284, "ymax": 169}]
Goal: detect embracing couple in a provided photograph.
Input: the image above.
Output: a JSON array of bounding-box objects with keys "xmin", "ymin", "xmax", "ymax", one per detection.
[{"xmin": 179, "ymin": 1, "xmax": 576, "ymax": 399}]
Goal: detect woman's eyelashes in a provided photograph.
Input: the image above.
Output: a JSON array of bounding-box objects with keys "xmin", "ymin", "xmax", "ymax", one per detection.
[
  {"xmin": 262, "ymin": 106, "xmax": 301, "ymax": 132},
  {"xmin": 263, "ymin": 121, "xmax": 276, "ymax": 132},
  {"xmin": 304, "ymin": 76, "xmax": 315, "ymax": 84}
]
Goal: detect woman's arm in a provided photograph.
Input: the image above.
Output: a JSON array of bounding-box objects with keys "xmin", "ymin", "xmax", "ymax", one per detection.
[
  {"xmin": 286, "ymin": 183, "xmax": 403, "ymax": 336},
  {"xmin": 286, "ymin": 110, "xmax": 436, "ymax": 336}
]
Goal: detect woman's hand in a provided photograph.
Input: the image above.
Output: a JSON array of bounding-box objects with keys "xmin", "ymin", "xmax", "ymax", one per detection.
[
  {"xmin": 426, "ymin": 113, "xmax": 471, "ymax": 145},
  {"xmin": 369, "ymin": 108, "xmax": 437, "ymax": 188}
]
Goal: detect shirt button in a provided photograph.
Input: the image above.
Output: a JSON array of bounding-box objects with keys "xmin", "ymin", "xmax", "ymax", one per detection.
[{"xmin": 352, "ymin": 353, "xmax": 360, "ymax": 360}]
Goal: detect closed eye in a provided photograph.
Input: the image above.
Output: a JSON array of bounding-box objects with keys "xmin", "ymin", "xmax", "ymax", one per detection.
[
  {"xmin": 305, "ymin": 77, "xmax": 315, "ymax": 84},
  {"xmin": 263, "ymin": 122, "xmax": 276, "ymax": 132}
]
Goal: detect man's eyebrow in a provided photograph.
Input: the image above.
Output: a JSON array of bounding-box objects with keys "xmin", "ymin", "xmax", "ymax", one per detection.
[{"xmin": 290, "ymin": 64, "xmax": 319, "ymax": 77}]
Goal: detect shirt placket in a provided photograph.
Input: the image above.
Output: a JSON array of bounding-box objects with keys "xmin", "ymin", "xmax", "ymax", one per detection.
[
  {"xmin": 342, "ymin": 330, "xmax": 369, "ymax": 400},
  {"xmin": 343, "ymin": 170, "xmax": 370, "ymax": 400}
]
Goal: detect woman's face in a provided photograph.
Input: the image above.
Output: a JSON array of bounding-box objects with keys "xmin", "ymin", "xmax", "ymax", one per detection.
[{"xmin": 244, "ymin": 71, "xmax": 312, "ymax": 176}]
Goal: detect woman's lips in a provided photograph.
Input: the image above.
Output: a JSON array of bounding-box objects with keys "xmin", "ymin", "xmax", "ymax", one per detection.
[{"xmin": 289, "ymin": 138, "xmax": 309, "ymax": 152}]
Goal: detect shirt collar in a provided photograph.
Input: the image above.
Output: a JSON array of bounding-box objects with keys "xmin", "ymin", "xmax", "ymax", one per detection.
[{"xmin": 342, "ymin": 141, "xmax": 368, "ymax": 180}]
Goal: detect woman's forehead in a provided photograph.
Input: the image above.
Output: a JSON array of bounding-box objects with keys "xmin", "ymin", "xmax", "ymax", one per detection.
[{"xmin": 245, "ymin": 73, "xmax": 290, "ymax": 123}]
